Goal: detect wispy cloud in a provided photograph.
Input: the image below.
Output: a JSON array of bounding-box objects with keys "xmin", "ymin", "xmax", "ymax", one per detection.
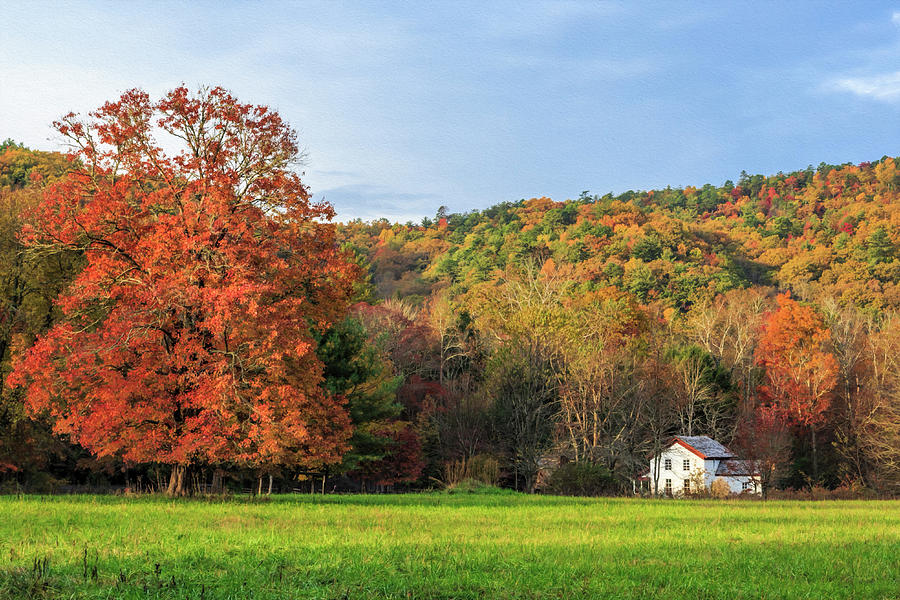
[
  {"xmin": 473, "ymin": 1, "xmax": 626, "ymax": 40},
  {"xmin": 831, "ymin": 71, "xmax": 900, "ymax": 102},
  {"xmin": 315, "ymin": 184, "xmax": 442, "ymax": 223},
  {"xmin": 822, "ymin": 11, "xmax": 900, "ymax": 103},
  {"xmin": 493, "ymin": 54, "xmax": 656, "ymax": 81}
]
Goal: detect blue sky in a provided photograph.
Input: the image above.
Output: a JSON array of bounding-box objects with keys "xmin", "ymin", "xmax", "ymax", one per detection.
[{"xmin": 2, "ymin": 2, "xmax": 899, "ymax": 222}]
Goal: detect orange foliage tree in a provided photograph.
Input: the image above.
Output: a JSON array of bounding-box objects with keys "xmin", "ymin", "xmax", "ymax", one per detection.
[
  {"xmin": 9, "ymin": 87, "xmax": 357, "ymax": 494},
  {"xmin": 755, "ymin": 293, "xmax": 838, "ymax": 481}
]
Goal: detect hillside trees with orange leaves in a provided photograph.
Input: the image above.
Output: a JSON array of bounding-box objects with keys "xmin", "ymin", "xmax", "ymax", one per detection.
[
  {"xmin": 0, "ymin": 139, "xmax": 71, "ymax": 189},
  {"xmin": 755, "ymin": 294, "xmax": 838, "ymax": 482},
  {"xmin": 8, "ymin": 87, "xmax": 359, "ymax": 495},
  {"xmin": 339, "ymin": 156, "xmax": 900, "ymax": 314}
]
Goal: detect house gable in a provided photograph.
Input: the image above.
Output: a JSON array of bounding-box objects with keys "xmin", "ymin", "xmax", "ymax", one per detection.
[{"xmin": 673, "ymin": 438, "xmax": 707, "ymax": 459}]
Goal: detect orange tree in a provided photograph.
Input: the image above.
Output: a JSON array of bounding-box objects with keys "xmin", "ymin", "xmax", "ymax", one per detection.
[
  {"xmin": 10, "ymin": 87, "xmax": 358, "ymax": 494},
  {"xmin": 755, "ymin": 293, "xmax": 838, "ymax": 482}
]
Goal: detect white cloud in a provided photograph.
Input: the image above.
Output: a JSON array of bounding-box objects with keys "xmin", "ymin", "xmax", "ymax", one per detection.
[
  {"xmin": 822, "ymin": 11, "xmax": 900, "ymax": 104},
  {"xmin": 831, "ymin": 71, "xmax": 900, "ymax": 101}
]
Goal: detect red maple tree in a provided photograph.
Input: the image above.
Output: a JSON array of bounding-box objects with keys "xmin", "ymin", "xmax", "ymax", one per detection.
[
  {"xmin": 10, "ymin": 87, "xmax": 358, "ymax": 494},
  {"xmin": 755, "ymin": 293, "xmax": 838, "ymax": 481},
  {"xmin": 732, "ymin": 404, "xmax": 792, "ymax": 498}
]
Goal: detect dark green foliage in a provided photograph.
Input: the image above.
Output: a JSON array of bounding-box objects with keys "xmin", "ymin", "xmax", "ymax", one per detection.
[
  {"xmin": 0, "ymin": 139, "xmax": 22, "ymax": 153},
  {"xmin": 545, "ymin": 461, "xmax": 617, "ymax": 496},
  {"xmin": 738, "ymin": 170, "xmax": 766, "ymax": 198},
  {"xmin": 340, "ymin": 243, "xmax": 378, "ymax": 303},
  {"xmin": 626, "ymin": 264, "xmax": 656, "ymax": 301},
  {"xmin": 693, "ymin": 183, "xmax": 724, "ymax": 214},
  {"xmin": 316, "ymin": 319, "xmax": 403, "ymax": 475},
  {"xmin": 866, "ymin": 226, "xmax": 893, "ymax": 265},
  {"xmin": 770, "ymin": 216, "xmax": 797, "ymax": 239},
  {"xmin": 632, "ymin": 233, "xmax": 663, "ymax": 261},
  {"xmin": 487, "ymin": 343, "xmax": 557, "ymax": 493}
]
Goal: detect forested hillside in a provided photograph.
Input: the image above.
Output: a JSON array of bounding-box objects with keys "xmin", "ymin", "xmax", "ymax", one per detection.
[
  {"xmin": 339, "ymin": 159, "xmax": 900, "ymax": 309},
  {"xmin": 2, "ymin": 128, "xmax": 899, "ymax": 496}
]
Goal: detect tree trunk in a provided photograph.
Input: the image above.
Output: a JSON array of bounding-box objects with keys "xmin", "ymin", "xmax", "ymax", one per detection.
[
  {"xmin": 211, "ymin": 469, "xmax": 223, "ymax": 494},
  {"xmin": 811, "ymin": 427, "xmax": 818, "ymax": 484},
  {"xmin": 166, "ymin": 465, "xmax": 187, "ymax": 497},
  {"xmin": 267, "ymin": 474, "xmax": 273, "ymax": 496},
  {"xmin": 652, "ymin": 451, "xmax": 662, "ymax": 496},
  {"xmin": 257, "ymin": 476, "xmax": 263, "ymax": 496}
]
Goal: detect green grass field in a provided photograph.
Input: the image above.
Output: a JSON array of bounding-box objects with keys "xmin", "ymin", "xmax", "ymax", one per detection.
[{"xmin": 0, "ymin": 492, "xmax": 897, "ymax": 599}]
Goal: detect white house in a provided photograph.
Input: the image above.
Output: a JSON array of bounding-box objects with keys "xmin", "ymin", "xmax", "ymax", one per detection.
[{"xmin": 639, "ymin": 436, "xmax": 760, "ymax": 496}]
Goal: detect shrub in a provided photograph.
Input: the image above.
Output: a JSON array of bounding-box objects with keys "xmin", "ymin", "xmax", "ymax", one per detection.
[
  {"xmin": 769, "ymin": 483, "xmax": 880, "ymax": 500},
  {"xmin": 445, "ymin": 479, "xmax": 513, "ymax": 495},
  {"xmin": 710, "ymin": 479, "xmax": 731, "ymax": 499},
  {"xmin": 467, "ymin": 455, "xmax": 500, "ymax": 486},
  {"xmin": 545, "ymin": 462, "xmax": 616, "ymax": 496},
  {"xmin": 684, "ymin": 469, "xmax": 710, "ymax": 498},
  {"xmin": 442, "ymin": 454, "xmax": 500, "ymax": 488},
  {"xmin": 0, "ymin": 473, "xmax": 64, "ymax": 495}
]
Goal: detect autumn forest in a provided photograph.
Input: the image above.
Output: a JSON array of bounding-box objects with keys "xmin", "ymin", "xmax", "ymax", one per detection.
[{"xmin": 1, "ymin": 87, "xmax": 899, "ymax": 498}]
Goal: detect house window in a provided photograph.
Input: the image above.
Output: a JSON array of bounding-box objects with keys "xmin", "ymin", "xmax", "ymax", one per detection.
[
  {"xmin": 684, "ymin": 479, "xmax": 690, "ymax": 493},
  {"xmin": 742, "ymin": 481, "xmax": 751, "ymax": 491},
  {"xmin": 683, "ymin": 459, "xmax": 691, "ymax": 471},
  {"xmin": 664, "ymin": 458, "xmax": 672, "ymax": 470},
  {"xmin": 665, "ymin": 479, "xmax": 672, "ymax": 495}
]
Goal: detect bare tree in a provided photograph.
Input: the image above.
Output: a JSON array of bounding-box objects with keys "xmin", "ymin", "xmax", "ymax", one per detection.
[
  {"xmin": 478, "ymin": 262, "xmax": 568, "ymax": 492},
  {"xmin": 426, "ymin": 292, "xmax": 472, "ymax": 387},
  {"xmin": 435, "ymin": 374, "xmax": 491, "ymax": 460},
  {"xmin": 555, "ymin": 303, "xmax": 642, "ymax": 480},
  {"xmin": 489, "ymin": 339, "xmax": 557, "ymax": 493},
  {"xmin": 639, "ymin": 337, "xmax": 680, "ymax": 496},
  {"xmin": 732, "ymin": 405, "xmax": 792, "ymax": 499},
  {"xmin": 821, "ymin": 299, "xmax": 869, "ymax": 484},
  {"xmin": 673, "ymin": 351, "xmax": 712, "ymax": 437},
  {"xmin": 860, "ymin": 312, "xmax": 900, "ymax": 492},
  {"xmin": 689, "ymin": 288, "xmax": 771, "ymax": 433}
]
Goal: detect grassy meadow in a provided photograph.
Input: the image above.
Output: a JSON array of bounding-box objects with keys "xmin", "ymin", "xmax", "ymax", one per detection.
[{"xmin": 0, "ymin": 492, "xmax": 898, "ymax": 599}]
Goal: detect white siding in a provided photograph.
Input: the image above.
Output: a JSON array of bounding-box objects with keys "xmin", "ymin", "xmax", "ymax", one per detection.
[
  {"xmin": 703, "ymin": 459, "xmax": 719, "ymax": 488},
  {"xmin": 717, "ymin": 475, "xmax": 760, "ymax": 494},
  {"xmin": 649, "ymin": 444, "xmax": 700, "ymax": 496}
]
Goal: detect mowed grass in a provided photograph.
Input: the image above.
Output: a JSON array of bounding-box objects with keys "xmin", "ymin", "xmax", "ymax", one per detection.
[{"xmin": 0, "ymin": 492, "xmax": 898, "ymax": 599}]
